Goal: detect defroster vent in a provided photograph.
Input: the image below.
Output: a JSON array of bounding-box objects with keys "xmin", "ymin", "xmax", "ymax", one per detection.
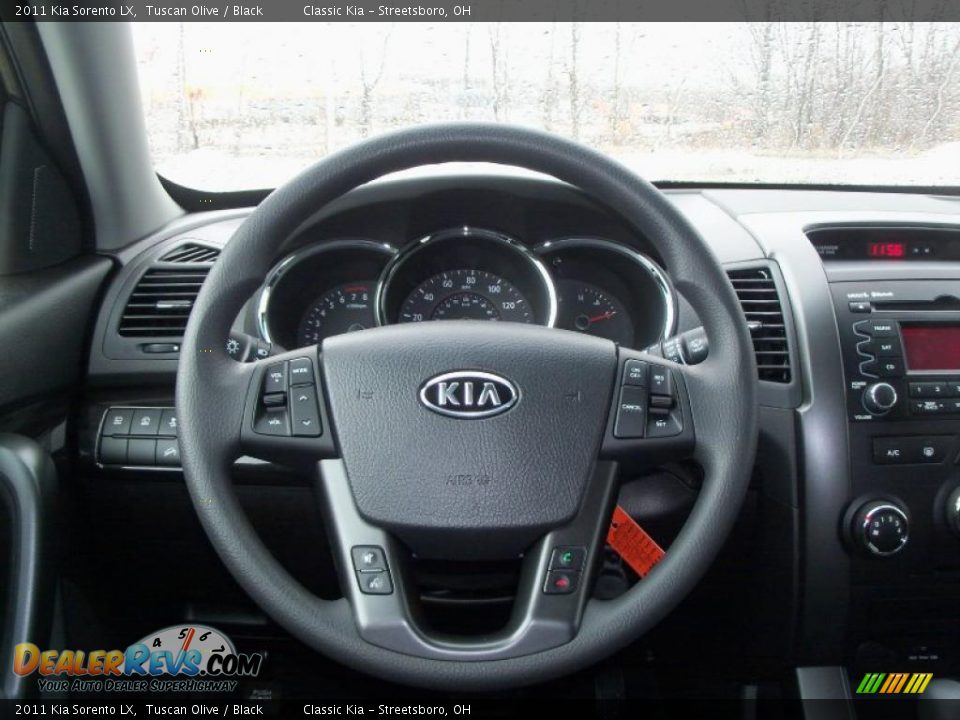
[{"xmin": 159, "ymin": 242, "xmax": 220, "ymax": 263}]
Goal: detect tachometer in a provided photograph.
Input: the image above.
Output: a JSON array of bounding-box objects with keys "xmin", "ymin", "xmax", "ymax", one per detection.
[
  {"xmin": 556, "ymin": 280, "xmax": 634, "ymax": 346},
  {"xmin": 399, "ymin": 269, "xmax": 533, "ymax": 324},
  {"xmin": 297, "ymin": 283, "xmax": 375, "ymax": 346}
]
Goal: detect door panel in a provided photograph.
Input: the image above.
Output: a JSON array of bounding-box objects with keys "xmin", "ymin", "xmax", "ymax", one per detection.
[{"xmin": 0, "ymin": 433, "xmax": 58, "ymax": 700}]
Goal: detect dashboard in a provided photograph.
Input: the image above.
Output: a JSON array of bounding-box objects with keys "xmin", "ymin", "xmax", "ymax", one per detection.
[
  {"xmin": 79, "ymin": 172, "xmax": 960, "ymax": 696},
  {"xmin": 258, "ymin": 227, "xmax": 674, "ymax": 352}
]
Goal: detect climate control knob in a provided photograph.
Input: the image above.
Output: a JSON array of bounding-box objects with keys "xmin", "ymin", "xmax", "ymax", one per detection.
[
  {"xmin": 853, "ymin": 501, "xmax": 909, "ymax": 557},
  {"xmin": 945, "ymin": 487, "xmax": 960, "ymax": 537},
  {"xmin": 863, "ymin": 382, "xmax": 898, "ymax": 415}
]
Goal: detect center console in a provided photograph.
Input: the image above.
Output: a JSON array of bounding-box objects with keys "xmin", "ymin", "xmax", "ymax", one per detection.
[{"xmin": 815, "ymin": 225, "xmax": 960, "ymax": 674}]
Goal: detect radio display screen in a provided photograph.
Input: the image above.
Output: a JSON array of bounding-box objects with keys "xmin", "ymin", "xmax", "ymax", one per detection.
[{"xmin": 901, "ymin": 324, "xmax": 960, "ymax": 371}]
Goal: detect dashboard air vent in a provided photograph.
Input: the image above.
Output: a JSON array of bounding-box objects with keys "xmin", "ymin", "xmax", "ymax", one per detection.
[
  {"xmin": 159, "ymin": 243, "xmax": 220, "ymax": 264},
  {"xmin": 726, "ymin": 266, "xmax": 792, "ymax": 384},
  {"xmin": 118, "ymin": 268, "xmax": 210, "ymax": 337}
]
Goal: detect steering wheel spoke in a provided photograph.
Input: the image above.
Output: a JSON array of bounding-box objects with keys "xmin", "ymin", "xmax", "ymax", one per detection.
[
  {"xmin": 600, "ymin": 348, "xmax": 696, "ymax": 470},
  {"xmin": 237, "ymin": 347, "xmax": 337, "ymax": 466},
  {"xmin": 318, "ymin": 458, "xmax": 618, "ymax": 661}
]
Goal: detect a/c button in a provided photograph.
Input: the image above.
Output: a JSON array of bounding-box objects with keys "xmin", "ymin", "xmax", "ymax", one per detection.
[{"xmin": 873, "ymin": 437, "xmax": 909, "ymax": 464}]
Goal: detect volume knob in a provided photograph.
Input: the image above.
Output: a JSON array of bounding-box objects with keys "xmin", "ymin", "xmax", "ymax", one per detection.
[{"xmin": 863, "ymin": 382, "xmax": 898, "ymax": 415}]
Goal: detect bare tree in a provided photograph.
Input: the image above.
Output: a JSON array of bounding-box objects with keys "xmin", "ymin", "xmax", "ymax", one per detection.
[
  {"xmin": 837, "ymin": 29, "xmax": 887, "ymax": 157},
  {"xmin": 913, "ymin": 35, "xmax": 960, "ymax": 150},
  {"xmin": 567, "ymin": 22, "xmax": 582, "ymax": 139},
  {"xmin": 488, "ymin": 23, "xmax": 509, "ymax": 121},
  {"xmin": 540, "ymin": 22, "xmax": 560, "ymax": 130},
  {"xmin": 461, "ymin": 24, "xmax": 473, "ymax": 119},
  {"xmin": 663, "ymin": 78, "xmax": 689, "ymax": 143},
  {"xmin": 358, "ymin": 25, "xmax": 393, "ymax": 138},
  {"xmin": 747, "ymin": 22, "xmax": 776, "ymax": 142},
  {"xmin": 777, "ymin": 22, "xmax": 824, "ymax": 148},
  {"xmin": 319, "ymin": 27, "xmax": 337, "ymax": 154},
  {"xmin": 609, "ymin": 22, "xmax": 623, "ymax": 142},
  {"xmin": 176, "ymin": 23, "xmax": 199, "ymax": 152}
]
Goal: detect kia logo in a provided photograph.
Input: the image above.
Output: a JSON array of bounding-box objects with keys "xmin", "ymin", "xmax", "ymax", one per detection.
[{"xmin": 419, "ymin": 371, "xmax": 519, "ymax": 419}]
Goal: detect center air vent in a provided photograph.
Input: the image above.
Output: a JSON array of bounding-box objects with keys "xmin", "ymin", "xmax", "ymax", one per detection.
[
  {"xmin": 118, "ymin": 268, "xmax": 210, "ymax": 337},
  {"xmin": 159, "ymin": 242, "xmax": 220, "ymax": 264},
  {"xmin": 726, "ymin": 266, "xmax": 792, "ymax": 383}
]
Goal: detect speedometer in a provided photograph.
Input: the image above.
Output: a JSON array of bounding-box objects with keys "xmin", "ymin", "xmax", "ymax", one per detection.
[
  {"xmin": 377, "ymin": 227, "xmax": 557, "ymax": 326},
  {"xmin": 399, "ymin": 269, "xmax": 533, "ymax": 324}
]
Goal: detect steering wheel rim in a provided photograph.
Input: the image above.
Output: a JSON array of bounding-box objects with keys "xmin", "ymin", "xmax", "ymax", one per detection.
[{"xmin": 175, "ymin": 123, "xmax": 757, "ymax": 690}]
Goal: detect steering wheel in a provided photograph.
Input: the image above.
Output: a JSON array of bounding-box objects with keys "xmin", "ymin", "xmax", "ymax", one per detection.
[{"xmin": 176, "ymin": 124, "xmax": 757, "ymax": 690}]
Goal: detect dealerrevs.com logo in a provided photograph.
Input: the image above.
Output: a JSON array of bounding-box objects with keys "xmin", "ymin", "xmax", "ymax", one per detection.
[{"xmin": 14, "ymin": 625, "xmax": 263, "ymax": 693}]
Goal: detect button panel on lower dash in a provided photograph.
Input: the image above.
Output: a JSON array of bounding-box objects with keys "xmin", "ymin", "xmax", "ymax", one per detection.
[{"xmin": 98, "ymin": 406, "xmax": 179, "ymax": 468}]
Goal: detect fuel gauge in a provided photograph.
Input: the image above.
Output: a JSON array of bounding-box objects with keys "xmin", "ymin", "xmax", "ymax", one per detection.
[{"xmin": 557, "ymin": 280, "xmax": 634, "ymax": 347}]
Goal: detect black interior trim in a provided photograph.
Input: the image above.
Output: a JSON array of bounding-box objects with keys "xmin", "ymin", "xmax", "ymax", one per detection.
[
  {"xmin": 0, "ymin": 433, "xmax": 58, "ymax": 700},
  {"xmin": 159, "ymin": 173, "xmax": 960, "ymax": 214},
  {"xmin": 0, "ymin": 21, "xmax": 93, "ymax": 253}
]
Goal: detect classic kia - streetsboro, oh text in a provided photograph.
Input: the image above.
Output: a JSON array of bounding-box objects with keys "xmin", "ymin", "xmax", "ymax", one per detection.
[
  {"xmin": 303, "ymin": 705, "xmax": 473, "ymax": 715},
  {"xmin": 303, "ymin": 4, "xmax": 472, "ymax": 16}
]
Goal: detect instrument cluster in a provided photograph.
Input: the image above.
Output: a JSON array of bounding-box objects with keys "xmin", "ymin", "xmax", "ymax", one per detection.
[{"xmin": 257, "ymin": 227, "xmax": 676, "ymax": 352}]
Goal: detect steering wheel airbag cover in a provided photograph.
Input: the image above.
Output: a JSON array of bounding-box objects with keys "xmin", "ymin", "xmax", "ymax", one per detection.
[{"xmin": 323, "ymin": 321, "xmax": 616, "ymax": 560}]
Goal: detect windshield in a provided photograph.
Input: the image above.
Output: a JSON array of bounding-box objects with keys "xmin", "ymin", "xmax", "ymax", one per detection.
[{"xmin": 133, "ymin": 22, "xmax": 960, "ymax": 191}]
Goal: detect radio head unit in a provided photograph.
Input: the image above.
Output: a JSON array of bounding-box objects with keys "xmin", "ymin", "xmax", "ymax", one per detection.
[{"xmin": 833, "ymin": 281, "xmax": 960, "ymax": 421}]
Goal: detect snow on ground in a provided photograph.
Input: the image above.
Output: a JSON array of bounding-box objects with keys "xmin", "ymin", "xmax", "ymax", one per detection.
[{"xmin": 156, "ymin": 142, "xmax": 955, "ymax": 192}]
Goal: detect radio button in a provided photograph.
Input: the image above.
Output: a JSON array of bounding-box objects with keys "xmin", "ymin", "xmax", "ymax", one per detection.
[
  {"xmin": 912, "ymin": 399, "xmax": 947, "ymax": 415},
  {"xmin": 860, "ymin": 338, "xmax": 902, "ymax": 357},
  {"xmin": 849, "ymin": 301, "xmax": 872, "ymax": 313},
  {"xmin": 877, "ymin": 358, "xmax": 905, "ymax": 377},
  {"xmin": 947, "ymin": 382, "xmax": 960, "ymax": 397},
  {"xmin": 855, "ymin": 320, "xmax": 897, "ymax": 338},
  {"xmin": 910, "ymin": 382, "xmax": 948, "ymax": 398}
]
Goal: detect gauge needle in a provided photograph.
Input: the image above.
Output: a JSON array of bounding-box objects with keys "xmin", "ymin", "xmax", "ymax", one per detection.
[{"xmin": 588, "ymin": 311, "xmax": 616, "ymax": 323}]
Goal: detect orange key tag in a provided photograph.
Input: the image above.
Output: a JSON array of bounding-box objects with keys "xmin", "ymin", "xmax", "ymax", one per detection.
[{"xmin": 607, "ymin": 505, "xmax": 665, "ymax": 578}]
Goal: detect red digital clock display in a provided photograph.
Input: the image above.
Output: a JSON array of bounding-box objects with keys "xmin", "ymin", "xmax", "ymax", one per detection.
[{"xmin": 868, "ymin": 242, "xmax": 906, "ymax": 258}]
